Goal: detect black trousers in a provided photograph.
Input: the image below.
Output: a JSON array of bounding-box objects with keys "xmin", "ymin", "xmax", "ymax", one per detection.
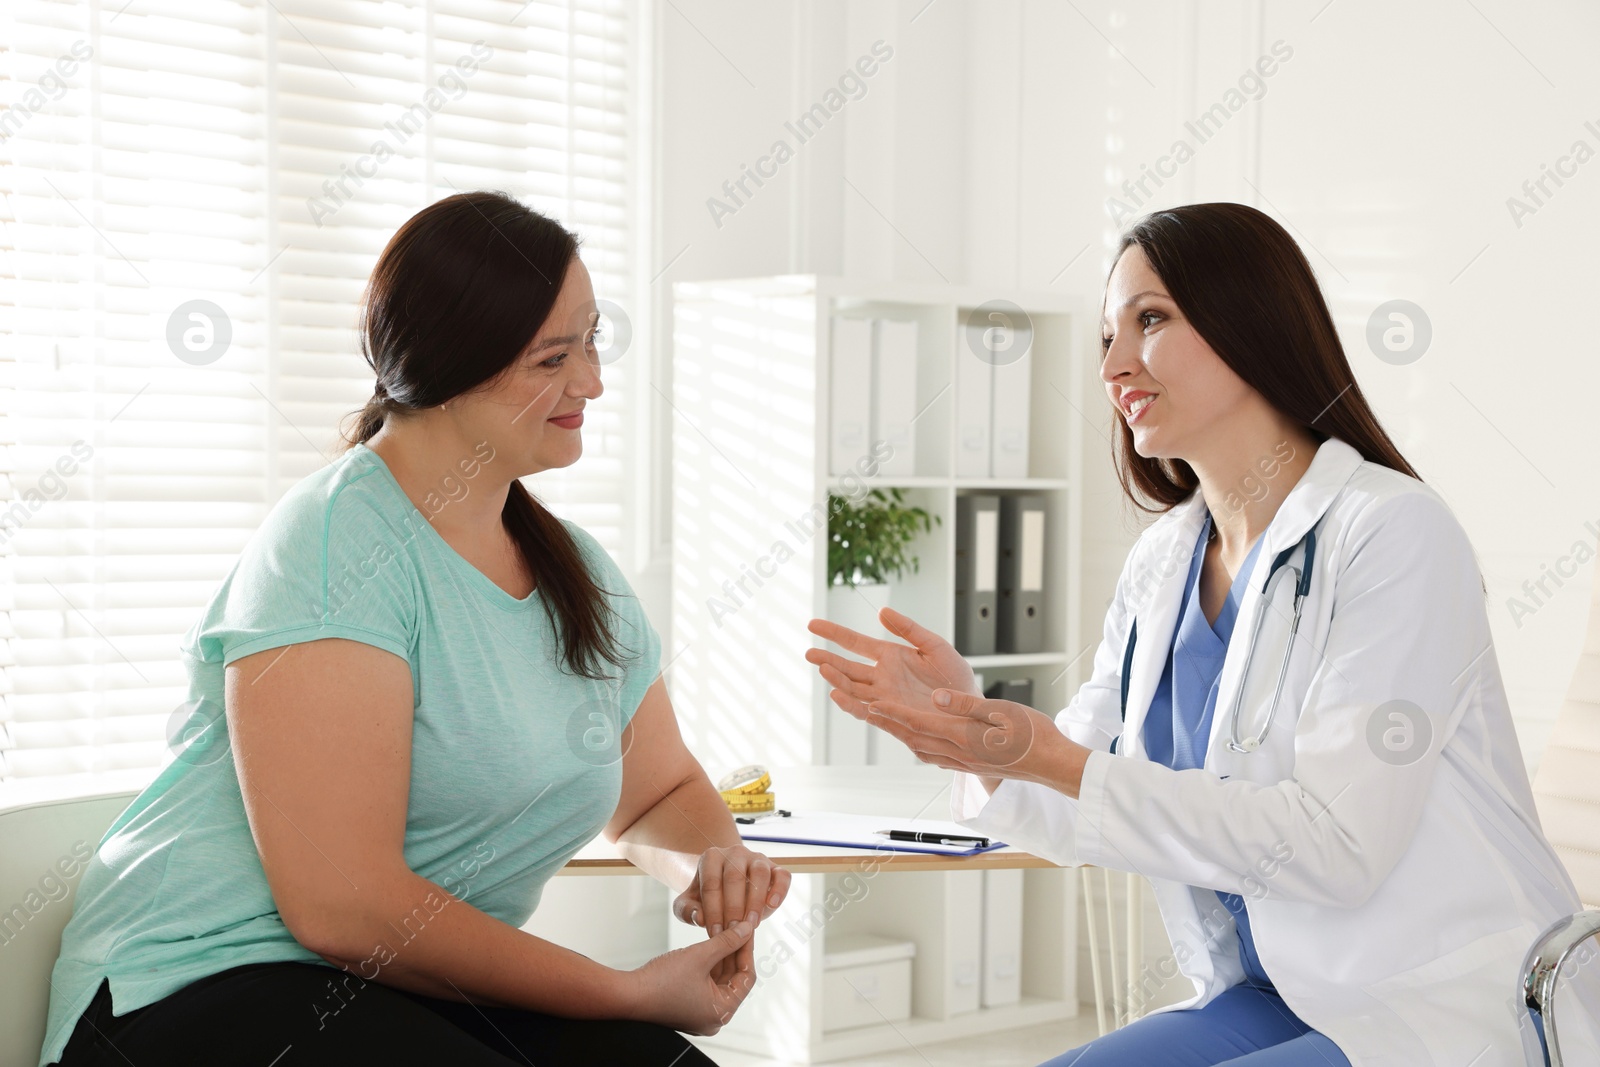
[{"xmin": 53, "ymin": 961, "xmax": 720, "ymax": 1066}]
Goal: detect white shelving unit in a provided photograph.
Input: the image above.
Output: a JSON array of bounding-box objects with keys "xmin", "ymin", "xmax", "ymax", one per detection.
[
  {"xmin": 667, "ymin": 276, "xmax": 1099, "ymax": 1059},
  {"xmin": 670, "ymin": 274, "xmax": 1094, "ymax": 770}
]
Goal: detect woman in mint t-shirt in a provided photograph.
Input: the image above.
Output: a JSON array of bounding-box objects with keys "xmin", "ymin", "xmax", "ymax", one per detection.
[{"xmin": 44, "ymin": 191, "xmax": 791, "ymax": 1067}]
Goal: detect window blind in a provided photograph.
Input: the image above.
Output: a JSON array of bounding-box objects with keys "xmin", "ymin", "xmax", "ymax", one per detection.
[{"xmin": 0, "ymin": 0, "xmax": 641, "ymax": 799}]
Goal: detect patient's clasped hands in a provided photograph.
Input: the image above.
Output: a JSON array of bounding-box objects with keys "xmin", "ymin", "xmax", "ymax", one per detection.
[
  {"xmin": 673, "ymin": 842, "xmax": 790, "ymax": 981},
  {"xmin": 805, "ymin": 606, "xmax": 1090, "ymax": 799},
  {"xmin": 630, "ymin": 842, "xmax": 790, "ymax": 1036}
]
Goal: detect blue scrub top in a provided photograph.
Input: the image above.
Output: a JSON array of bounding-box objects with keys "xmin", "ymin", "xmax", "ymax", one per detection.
[{"xmin": 1142, "ymin": 510, "xmax": 1273, "ymax": 989}]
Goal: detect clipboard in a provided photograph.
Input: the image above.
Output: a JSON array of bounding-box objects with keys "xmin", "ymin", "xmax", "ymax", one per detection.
[{"xmin": 736, "ymin": 810, "xmax": 1007, "ymax": 857}]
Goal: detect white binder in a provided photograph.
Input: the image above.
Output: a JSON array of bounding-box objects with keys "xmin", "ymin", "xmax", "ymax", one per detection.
[
  {"xmin": 829, "ymin": 317, "xmax": 873, "ymax": 475},
  {"xmin": 956, "ymin": 322, "xmax": 994, "ymax": 477},
  {"xmin": 981, "ymin": 868, "xmax": 1024, "ymax": 1007},
  {"xmin": 989, "ymin": 321, "xmax": 1033, "ymax": 479},
  {"xmin": 886, "ymin": 870, "xmax": 986, "ymax": 1021},
  {"xmin": 868, "ymin": 721, "xmax": 923, "ymax": 768},
  {"xmin": 872, "ymin": 319, "xmax": 918, "ymax": 478},
  {"xmin": 945, "ymin": 869, "xmax": 984, "ymax": 1015}
]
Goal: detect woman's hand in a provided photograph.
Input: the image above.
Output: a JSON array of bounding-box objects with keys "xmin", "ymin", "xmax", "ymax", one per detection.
[
  {"xmin": 863, "ymin": 688, "xmax": 1093, "ymax": 799},
  {"xmin": 672, "ymin": 844, "xmax": 791, "ymax": 982},
  {"xmin": 805, "ymin": 606, "xmax": 979, "ymax": 719},
  {"xmin": 626, "ymin": 920, "xmax": 757, "ymax": 1035}
]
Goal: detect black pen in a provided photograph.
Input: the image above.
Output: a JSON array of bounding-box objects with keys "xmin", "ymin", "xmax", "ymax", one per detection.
[
  {"xmin": 735, "ymin": 809, "xmax": 792, "ymax": 824},
  {"xmin": 874, "ymin": 829, "xmax": 990, "ymax": 847}
]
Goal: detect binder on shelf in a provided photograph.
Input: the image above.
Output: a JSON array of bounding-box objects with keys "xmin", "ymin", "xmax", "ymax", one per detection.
[
  {"xmin": 872, "ymin": 319, "xmax": 918, "ymax": 478},
  {"xmin": 867, "ymin": 721, "xmax": 923, "ymax": 769},
  {"xmin": 998, "ymin": 494, "xmax": 1048, "ymax": 654},
  {"xmin": 823, "ymin": 582, "xmax": 882, "ymax": 766},
  {"xmin": 946, "ymin": 869, "xmax": 984, "ymax": 1016},
  {"xmin": 956, "ymin": 322, "xmax": 994, "ymax": 477},
  {"xmin": 980, "ymin": 868, "xmax": 1024, "ymax": 1008},
  {"xmin": 989, "ymin": 320, "xmax": 1033, "ymax": 479},
  {"xmin": 955, "ymin": 495, "xmax": 1000, "ymax": 656},
  {"xmin": 983, "ymin": 677, "xmax": 1035, "ymax": 708},
  {"xmin": 829, "ymin": 317, "xmax": 873, "ymax": 476},
  {"xmin": 828, "ymin": 699, "xmax": 870, "ymax": 766}
]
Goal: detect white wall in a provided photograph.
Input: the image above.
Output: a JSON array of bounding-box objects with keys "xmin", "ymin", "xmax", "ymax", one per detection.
[{"xmin": 651, "ymin": 0, "xmax": 1600, "ymax": 775}]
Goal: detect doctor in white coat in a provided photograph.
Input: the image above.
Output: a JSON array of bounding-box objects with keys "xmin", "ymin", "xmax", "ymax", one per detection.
[{"xmin": 806, "ymin": 203, "xmax": 1593, "ymax": 1066}]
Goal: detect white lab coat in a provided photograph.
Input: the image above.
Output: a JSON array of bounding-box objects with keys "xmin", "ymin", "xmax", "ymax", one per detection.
[{"xmin": 952, "ymin": 436, "xmax": 1598, "ymax": 1066}]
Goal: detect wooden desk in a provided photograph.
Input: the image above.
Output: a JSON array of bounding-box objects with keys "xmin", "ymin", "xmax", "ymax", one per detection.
[{"xmin": 559, "ymin": 763, "xmax": 1055, "ymax": 875}]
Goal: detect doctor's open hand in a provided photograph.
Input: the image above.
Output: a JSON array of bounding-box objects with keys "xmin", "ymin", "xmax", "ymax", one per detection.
[
  {"xmin": 861, "ymin": 688, "xmax": 1092, "ymax": 800},
  {"xmin": 806, "ymin": 606, "xmax": 980, "ymax": 718}
]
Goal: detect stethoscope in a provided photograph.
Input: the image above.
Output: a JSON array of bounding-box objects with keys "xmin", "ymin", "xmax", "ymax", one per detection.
[{"xmin": 1115, "ymin": 516, "xmax": 1323, "ymax": 756}]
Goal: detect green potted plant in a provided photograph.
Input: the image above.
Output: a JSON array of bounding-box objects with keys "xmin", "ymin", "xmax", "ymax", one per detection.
[{"xmin": 826, "ymin": 487, "xmax": 940, "ymax": 638}]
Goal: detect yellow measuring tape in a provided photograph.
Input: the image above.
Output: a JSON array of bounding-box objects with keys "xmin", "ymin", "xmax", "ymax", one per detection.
[
  {"xmin": 718, "ymin": 764, "xmax": 774, "ymax": 813},
  {"xmin": 721, "ymin": 790, "xmax": 776, "ymax": 813}
]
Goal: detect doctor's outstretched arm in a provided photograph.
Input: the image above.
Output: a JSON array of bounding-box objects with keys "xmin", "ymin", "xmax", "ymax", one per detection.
[
  {"xmin": 807, "ymin": 547, "xmax": 1134, "ymax": 830},
  {"xmin": 1041, "ymin": 492, "xmax": 1493, "ymax": 908},
  {"xmin": 831, "ymin": 493, "xmax": 1494, "ymax": 911}
]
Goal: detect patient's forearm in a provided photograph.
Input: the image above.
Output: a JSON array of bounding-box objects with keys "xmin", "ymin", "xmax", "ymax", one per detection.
[
  {"xmin": 303, "ymin": 869, "xmax": 637, "ymax": 1018},
  {"xmin": 613, "ymin": 770, "xmax": 743, "ymax": 893}
]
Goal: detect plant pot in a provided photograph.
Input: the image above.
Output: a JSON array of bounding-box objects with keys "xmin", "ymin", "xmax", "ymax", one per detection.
[{"xmin": 826, "ymin": 581, "xmax": 892, "ymax": 643}]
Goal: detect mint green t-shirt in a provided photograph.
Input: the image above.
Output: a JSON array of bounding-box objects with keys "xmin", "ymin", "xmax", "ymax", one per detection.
[{"xmin": 39, "ymin": 442, "xmax": 661, "ymax": 1066}]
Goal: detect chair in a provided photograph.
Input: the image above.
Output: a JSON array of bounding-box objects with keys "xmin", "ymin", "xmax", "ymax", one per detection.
[
  {"xmin": 1523, "ymin": 550, "xmax": 1600, "ymax": 1066},
  {"xmin": 0, "ymin": 788, "xmax": 138, "ymax": 1067}
]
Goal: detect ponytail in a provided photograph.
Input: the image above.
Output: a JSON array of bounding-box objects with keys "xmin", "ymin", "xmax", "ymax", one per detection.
[
  {"xmin": 503, "ymin": 482, "xmax": 631, "ymax": 681},
  {"xmin": 349, "ymin": 390, "xmax": 387, "ymax": 446}
]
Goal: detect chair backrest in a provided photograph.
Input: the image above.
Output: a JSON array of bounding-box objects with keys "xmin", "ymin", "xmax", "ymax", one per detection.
[
  {"xmin": 1531, "ymin": 550, "xmax": 1600, "ymax": 910},
  {"xmin": 0, "ymin": 789, "xmax": 138, "ymax": 1067}
]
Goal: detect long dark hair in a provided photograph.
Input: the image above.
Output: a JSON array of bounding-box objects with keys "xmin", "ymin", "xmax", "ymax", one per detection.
[
  {"xmin": 344, "ymin": 190, "xmax": 629, "ymax": 681},
  {"xmin": 1109, "ymin": 202, "xmax": 1419, "ymax": 513}
]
